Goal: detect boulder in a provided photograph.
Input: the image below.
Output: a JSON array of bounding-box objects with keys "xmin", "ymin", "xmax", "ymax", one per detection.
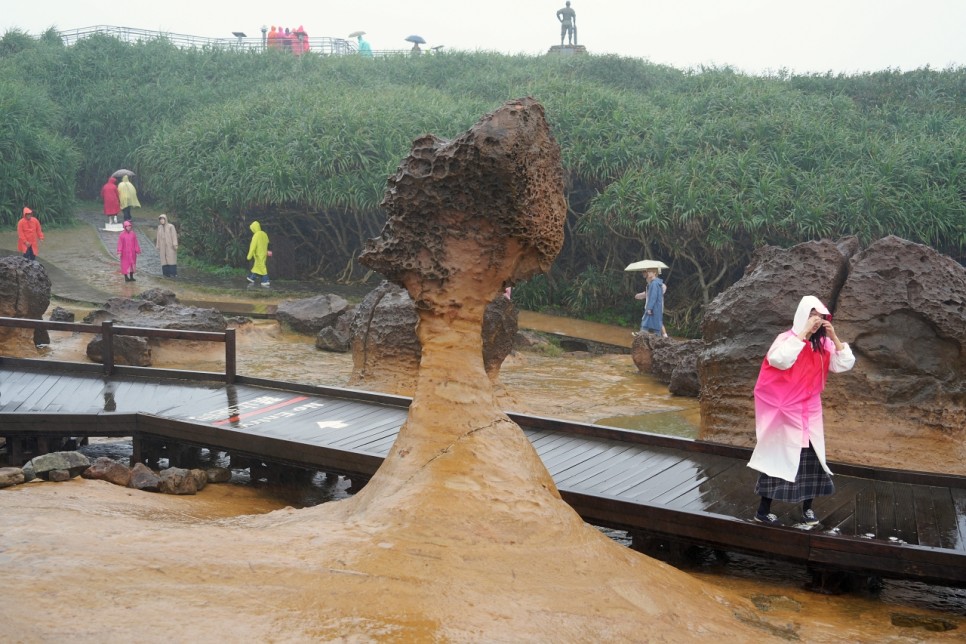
[
  {"xmin": 0, "ymin": 466, "xmax": 25, "ymax": 488},
  {"xmin": 205, "ymin": 466, "xmax": 232, "ymax": 483},
  {"xmin": 0, "ymin": 256, "xmax": 51, "ymax": 350},
  {"xmin": 159, "ymin": 467, "xmax": 198, "ymax": 495},
  {"xmin": 49, "ymin": 306, "xmax": 75, "ymax": 322},
  {"xmin": 82, "ymin": 294, "xmax": 226, "ymax": 366},
  {"xmin": 136, "ymin": 288, "xmax": 180, "ymax": 306},
  {"xmin": 632, "ymin": 334, "xmax": 703, "ymax": 397},
  {"xmin": 27, "ymin": 451, "xmax": 91, "ymax": 481},
  {"xmin": 82, "ymin": 457, "xmax": 133, "ymax": 487},
  {"xmin": 277, "ymin": 294, "xmax": 349, "ymax": 335},
  {"xmin": 128, "ymin": 462, "xmax": 161, "ymax": 492},
  {"xmin": 86, "ymin": 334, "xmax": 152, "ymax": 366}
]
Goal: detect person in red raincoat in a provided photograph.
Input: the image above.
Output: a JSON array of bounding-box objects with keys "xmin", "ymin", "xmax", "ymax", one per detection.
[
  {"xmin": 101, "ymin": 176, "xmax": 121, "ymax": 224},
  {"xmin": 117, "ymin": 219, "xmax": 141, "ymax": 281},
  {"xmin": 17, "ymin": 206, "xmax": 44, "ymax": 260}
]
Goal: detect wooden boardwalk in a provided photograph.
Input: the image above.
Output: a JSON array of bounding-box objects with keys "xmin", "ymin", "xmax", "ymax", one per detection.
[{"xmin": 2, "ymin": 359, "xmax": 965, "ymax": 588}]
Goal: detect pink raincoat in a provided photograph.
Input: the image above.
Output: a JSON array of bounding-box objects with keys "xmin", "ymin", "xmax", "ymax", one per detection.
[
  {"xmin": 747, "ymin": 296, "xmax": 855, "ymax": 482},
  {"xmin": 117, "ymin": 223, "xmax": 141, "ymax": 275}
]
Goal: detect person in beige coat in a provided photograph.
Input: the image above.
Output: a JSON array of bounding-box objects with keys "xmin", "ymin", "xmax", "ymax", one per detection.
[{"xmin": 155, "ymin": 214, "xmax": 178, "ymax": 277}]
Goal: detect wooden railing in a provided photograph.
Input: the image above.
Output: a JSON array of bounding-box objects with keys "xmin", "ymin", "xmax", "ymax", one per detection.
[{"xmin": 0, "ymin": 317, "xmax": 236, "ymax": 383}]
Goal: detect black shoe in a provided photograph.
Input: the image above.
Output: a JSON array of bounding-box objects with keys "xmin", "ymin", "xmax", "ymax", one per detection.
[
  {"xmin": 802, "ymin": 509, "xmax": 820, "ymax": 526},
  {"xmin": 754, "ymin": 512, "xmax": 781, "ymax": 526},
  {"xmin": 130, "ymin": 275, "xmax": 136, "ymax": 281}
]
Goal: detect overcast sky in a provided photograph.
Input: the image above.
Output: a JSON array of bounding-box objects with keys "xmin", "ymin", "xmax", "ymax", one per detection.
[{"xmin": 3, "ymin": 0, "xmax": 965, "ymax": 75}]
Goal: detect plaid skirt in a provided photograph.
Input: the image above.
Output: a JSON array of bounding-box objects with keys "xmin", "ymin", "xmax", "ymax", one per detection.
[{"xmin": 755, "ymin": 443, "xmax": 834, "ymax": 502}]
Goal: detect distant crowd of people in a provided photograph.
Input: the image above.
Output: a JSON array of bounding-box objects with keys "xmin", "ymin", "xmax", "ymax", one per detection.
[{"xmin": 267, "ymin": 26, "xmax": 310, "ymax": 55}]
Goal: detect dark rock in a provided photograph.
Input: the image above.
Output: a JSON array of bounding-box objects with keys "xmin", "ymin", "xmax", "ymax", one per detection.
[
  {"xmin": 136, "ymin": 288, "xmax": 179, "ymax": 306},
  {"xmin": 159, "ymin": 467, "xmax": 198, "ymax": 495},
  {"xmin": 83, "ymin": 296, "xmax": 226, "ymax": 332},
  {"xmin": 0, "ymin": 466, "xmax": 25, "ymax": 488},
  {"xmin": 48, "ymin": 469, "xmax": 71, "ymax": 482},
  {"xmin": 128, "ymin": 462, "xmax": 161, "ymax": 492},
  {"xmin": 0, "ymin": 256, "xmax": 51, "ymax": 350},
  {"xmin": 27, "ymin": 451, "xmax": 91, "ymax": 480},
  {"xmin": 205, "ymin": 467, "xmax": 232, "ymax": 483},
  {"xmin": 347, "ymin": 282, "xmax": 421, "ymax": 392},
  {"xmin": 891, "ymin": 612, "xmax": 958, "ymax": 632},
  {"xmin": 632, "ymin": 334, "xmax": 703, "ymax": 397},
  {"xmin": 190, "ymin": 468, "xmax": 207, "ymax": 491},
  {"xmin": 49, "ymin": 306, "xmax": 74, "ymax": 322},
  {"xmin": 277, "ymin": 294, "xmax": 349, "ymax": 335},
  {"xmin": 316, "ymin": 326, "xmax": 350, "ymax": 352},
  {"xmin": 86, "ymin": 334, "xmax": 152, "ymax": 366},
  {"xmin": 482, "ymin": 294, "xmax": 518, "ymax": 378},
  {"xmin": 834, "ymin": 236, "xmax": 966, "ymax": 435},
  {"xmin": 82, "ymin": 457, "xmax": 132, "ymax": 487}
]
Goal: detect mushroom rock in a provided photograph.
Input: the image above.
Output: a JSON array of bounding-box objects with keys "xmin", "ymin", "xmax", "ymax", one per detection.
[{"xmin": 299, "ymin": 98, "xmax": 763, "ymax": 639}]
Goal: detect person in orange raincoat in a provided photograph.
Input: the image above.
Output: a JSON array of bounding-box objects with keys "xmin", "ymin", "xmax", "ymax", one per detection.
[{"xmin": 17, "ymin": 207, "xmax": 44, "ymax": 260}]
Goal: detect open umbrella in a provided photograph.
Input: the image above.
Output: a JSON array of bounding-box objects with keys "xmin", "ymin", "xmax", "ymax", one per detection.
[
  {"xmin": 405, "ymin": 34, "xmax": 426, "ymax": 44},
  {"xmin": 624, "ymin": 259, "xmax": 669, "ymax": 272},
  {"xmin": 348, "ymin": 30, "xmax": 366, "ymax": 38},
  {"xmin": 112, "ymin": 169, "xmax": 135, "ymax": 179}
]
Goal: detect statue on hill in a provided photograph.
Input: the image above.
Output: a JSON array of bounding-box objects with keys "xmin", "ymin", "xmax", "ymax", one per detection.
[{"xmin": 557, "ymin": 1, "xmax": 577, "ymax": 46}]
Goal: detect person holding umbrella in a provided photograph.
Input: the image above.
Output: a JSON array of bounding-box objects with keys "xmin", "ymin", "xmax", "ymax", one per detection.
[
  {"xmin": 101, "ymin": 176, "xmax": 121, "ymax": 225},
  {"xmin": 350, "ymin": 31, "xmax": 372, "ymax": 56},
  {"xmin": 17, "ymin": 206, "xmax": 43, "ymax": 261},
  {"xmin": 626, "ymin": 260, "xmax": 668, "ymax": 337},
  {"xmin": 406, "ymin": 34, "xmax": 425, "ymax": 55}
]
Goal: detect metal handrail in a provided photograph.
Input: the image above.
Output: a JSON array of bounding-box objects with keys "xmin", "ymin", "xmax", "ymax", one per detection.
[{"xmin": 0, "ymin": 316, "xmax": 236, "ymax": 383}]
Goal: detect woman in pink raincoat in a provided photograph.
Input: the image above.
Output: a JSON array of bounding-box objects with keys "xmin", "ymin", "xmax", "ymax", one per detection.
[
  {"xmin": 117, "ymin": 219, "xmax": 141, "ymax": 281},
  {"xmin": 748, "ymin": 295, "xmax": 855, "ymax": 527}
]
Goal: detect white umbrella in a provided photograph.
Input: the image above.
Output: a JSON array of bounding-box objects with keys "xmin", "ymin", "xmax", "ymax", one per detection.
[
  {"xmin": 348, "ymin": 30, "xmax": 366, "ymax": 38},
  {"xmin": 624, "ymin": 259, "xmax": 669, "ymax": 272}
]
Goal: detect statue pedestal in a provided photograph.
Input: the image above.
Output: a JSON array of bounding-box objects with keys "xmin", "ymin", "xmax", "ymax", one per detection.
[
  {"xmin": 548, "ymin": 45, "xmax": 587, "ymax": 56},
  {"xmin": 104, "ymin": 223, "xmax": 123, "ymax": 232}
]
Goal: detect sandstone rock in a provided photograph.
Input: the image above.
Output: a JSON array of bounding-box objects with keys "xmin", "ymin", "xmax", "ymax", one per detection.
[
  {"xmin": 48, "ymin": 306, "xmax": 75, "ymax": 322},
  {"xmin": 83, "ymin": 296, "xmax": 226, "ymax": 332},
  {"xmin": 347, "ymin": 282, "xmax": 421, "ymax": 394},
  {"xmin": 190, "ymin": 468, "xmax": 207, "ymax": 491},
  {"xmin": 82, "ymin": 457, "xmax": 133, "ymax": 487},
  {"xmin": 205, "ymin": 467, "xmax": 232, "ymax": 483},
  {"xmin": 86, "ymin": 334, "xmax": 152, "ymax": 366},
  {"xmin": 277, "ymin": 294, "xmax": 349, "ymax": 335},
  {"xmin": 159, "ymin": 467, "xmax": 198, "ymax": 495},
  {"xmin": 0, "ymin": 466, "xmax": 25, "ymax": 488},
  {"xmin": 136, "ymin": 288, "xmax": 179, "ymax": 306},
  {"xmin": 27, "ymin": 451, "xmax": 91, "ymax": 480},
  {"xmin": 128, "ymin": 462, "xmax": 161, "ymax": 492},
  {"xmin": 0, "ymin": 256, "xmax": 51, "ymax": 350}
]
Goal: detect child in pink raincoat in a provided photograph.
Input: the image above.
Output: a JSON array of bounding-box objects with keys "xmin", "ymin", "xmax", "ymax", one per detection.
[
  {"xmin": 748, "ymin": 295, "xmax": 855, "ymax": 527},
  {"xmin": 117, "ymin": 220, "xmax": 141, "ymax": 281}
]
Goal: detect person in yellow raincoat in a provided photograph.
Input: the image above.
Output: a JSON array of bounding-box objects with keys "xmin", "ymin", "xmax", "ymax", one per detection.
[
  {"xmin": 246, "ymin": 220, "xmax": 270, "ymax": 287},
  {"xmin": 117, "ymin": 175, "xmax": 141, "ymax": 221}
]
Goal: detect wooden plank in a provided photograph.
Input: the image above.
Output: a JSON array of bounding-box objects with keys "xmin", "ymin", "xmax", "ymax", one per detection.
[
  {"xmin": 952, "ymin": 487, "xmax": 966, "ymax": 553},
  {"xmin": 552, "ymin": 444, "xmax": 638, "ymax": 487},
  {"xmin": 874, "ymin": 480, "xmax": 898, "ymax": 541},
  {"xmin": 925, "ymin": 486, "xmax": 961, "ymax": 551},
  {"xmin": 891, "ymin": 483, "xmax": 919, "ymax": 546},
  {"xmin": 854, "ymin": 482, "xmax": 877, "ymax": 538},
  {"xmin": 913, "ymin": 484, "xmax": 943, "ymax": 548},
  {"xmin": 576, "ymin": 448, "xmax": 680, "ymax": 493},
  {"xmin": 675, "ymin": 460, "xmax": 757, "ymax": 513},
  {"xmin": 645, "ymin": 455, "xmax": 737, "ymax": 507},
  {"xmin": 588, "ymin": 450, "xmax": 683, "ymax": 497}
]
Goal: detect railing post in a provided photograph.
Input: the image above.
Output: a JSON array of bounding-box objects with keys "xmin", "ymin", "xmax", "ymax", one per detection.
[
  {"xmin": 225, "ymin": 329, "xmax": 236, "ymax": 384},
  {"xmin": 101, "ymin": 320, "xmax": 114, "ymax": 376}
]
